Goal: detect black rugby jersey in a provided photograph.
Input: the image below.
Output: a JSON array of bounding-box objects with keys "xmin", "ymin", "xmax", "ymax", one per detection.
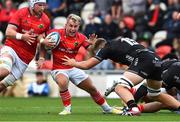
[{"xmin": 95, "ymin": 37, "xmax": 145, "ymax": 65}]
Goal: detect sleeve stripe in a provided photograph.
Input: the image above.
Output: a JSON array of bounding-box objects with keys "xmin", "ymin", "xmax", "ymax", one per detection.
[
  {"xmin": 94, "ymin": 56, "xmax": 103, "ymax": 61},
  {"xmin": 8, "ymin": 23, "xmax": 19, "ymax": 28}
]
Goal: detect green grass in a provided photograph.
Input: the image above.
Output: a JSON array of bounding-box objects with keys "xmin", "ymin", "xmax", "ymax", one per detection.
[{"xmin": 0, "ymin": 97, "xmax": 180, "ymax": 121}]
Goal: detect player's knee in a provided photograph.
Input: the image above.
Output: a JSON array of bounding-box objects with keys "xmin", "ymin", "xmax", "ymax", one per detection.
[
  {"xmin": 0, "ymin": 57, "xmax": 12, "ymax": 74},
  {"xmin": 57, "ymin": 80, "xmax": 68, "ymax": 90},
  {"xmin": 115, "ymin": 76, "xmax": 134, "ymax": 90},
  {"xmin": 147, "ymin": 86, "xmax": 161, "ymax": 97}
]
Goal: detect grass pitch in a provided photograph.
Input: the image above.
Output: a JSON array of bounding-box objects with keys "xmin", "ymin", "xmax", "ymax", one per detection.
[{"xmin": 0, "ymin": 97, "xmax": 180, "ymax": 121}]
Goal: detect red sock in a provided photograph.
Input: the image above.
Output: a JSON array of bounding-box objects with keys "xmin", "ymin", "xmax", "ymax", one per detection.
[
  {"xmin": 60, "ymin": 90, "xmax": 71, "ymax": 107},
  {"xmin": 129, "ymin": 88, "xmax": 136, "ymax": 95},
  {"xmin": 137, "ymin": 104, "xmax": 144, "ymax": 112},
  {"xmin": 91, "ymin": 91, "xmax": 105, "ymax": 105}
]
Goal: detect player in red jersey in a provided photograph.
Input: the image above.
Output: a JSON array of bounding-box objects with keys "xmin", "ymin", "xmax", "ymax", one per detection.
[
  {"xmin": 0, "ymin": 0, "xmax": 54, "ymax": 93},
  {"xmin": 38, "ymin": 14, "xmax": 122, "ymax": 115}
]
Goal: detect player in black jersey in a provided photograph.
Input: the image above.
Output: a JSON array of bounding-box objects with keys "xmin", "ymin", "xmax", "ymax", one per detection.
[
  {"xmin": 130, "ymin": 59, "xmax": 180, "ymax": 113},
  {"xmin": 62, "ymin": 37, "xmax": 180, "ymax": 116}
]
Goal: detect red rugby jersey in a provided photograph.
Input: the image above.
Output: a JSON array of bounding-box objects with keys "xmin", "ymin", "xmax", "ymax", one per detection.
[
  {"xmin": 50, "ymin": 29, "xmax": 90, "ymax": 69},
  {"xmin": 5, "ymin": 7, "xmax": 50, "ymax": 64}
]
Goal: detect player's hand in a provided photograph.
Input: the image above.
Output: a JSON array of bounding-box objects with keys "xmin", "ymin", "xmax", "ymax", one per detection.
[
  {"xmin": 36, "ymin": 57, "xmax": 45, "ymax": 69},
  {"xmin": 37, "ymin": 34, "xmax": 56, "ymax": 48},
  {"xmin": 22, "ymin": 30, "xmax": 36, "ymax": 45},
  {"xmin": 86, "ymin": 33, "xmax": 97, "ymax": 45},
  {"xmin": 62, "ymin": 56, "xmax": 76, "ymax": 66},
  {"xmin": 43, "ymin": 37, "xmax": 56, "ymax": 48}
]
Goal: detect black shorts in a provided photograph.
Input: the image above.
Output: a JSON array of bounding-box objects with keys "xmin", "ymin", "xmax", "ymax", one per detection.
[{"xmin": 128, "ymin": 51, "xmax": 162, "ymax": 81}]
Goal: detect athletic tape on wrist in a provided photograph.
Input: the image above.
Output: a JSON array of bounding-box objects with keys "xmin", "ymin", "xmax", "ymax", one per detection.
[{"xmin": 16, "ymin": 33, "xmax": 23, "ymax": 40}]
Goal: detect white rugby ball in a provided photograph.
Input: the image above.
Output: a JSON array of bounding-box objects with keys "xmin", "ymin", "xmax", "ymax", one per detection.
[{"xmin": 45, "ymin": 32, "xmax": 60, "ymax": 50}]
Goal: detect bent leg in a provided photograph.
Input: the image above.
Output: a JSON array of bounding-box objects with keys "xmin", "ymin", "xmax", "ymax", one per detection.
[
  {"xmin": 141, "ymin": 102, "xmax": 165, "ymax": 113},
  {"xmin": 147, "ymin": 79, "xmax": 180, "ymax": 110},
  {"xmin": 77, "ymin": 77, "xmax": 107, "ymax": 109},
  {"xmin": 77, "ymin": 77, "xmax": 122, "ymax": 114},
  {"xmin": 115, "ymin": 72, "xmax": 144, "ymax": 106},
  {"xmin": 55, "ymin": 73, "xmax": 71, "ymax": 115}
]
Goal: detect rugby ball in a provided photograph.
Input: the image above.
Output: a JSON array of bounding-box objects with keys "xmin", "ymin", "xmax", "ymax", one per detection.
[{"xmin": 45, "ymin": 32, "xmax": 60, "ymax": 50}]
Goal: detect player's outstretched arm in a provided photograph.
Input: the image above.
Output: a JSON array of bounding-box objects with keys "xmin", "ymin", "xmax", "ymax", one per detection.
[
  {"xmin": 6, "ymin": 24, "xmax": 36, "ymax": 45},
  {"xmin": 62, "ymin": 56, "xmax": 100, "ymax": 70}
]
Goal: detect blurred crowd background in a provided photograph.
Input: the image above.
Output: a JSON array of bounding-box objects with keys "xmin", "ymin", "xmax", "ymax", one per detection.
[{"xmin": 0, "ymin": 0, "xmax": 179, "ymax": 97}]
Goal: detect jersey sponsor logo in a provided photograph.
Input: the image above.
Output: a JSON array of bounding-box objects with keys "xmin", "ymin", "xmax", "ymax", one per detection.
[
  {"xmin": 38, "ymin": 24, "xmax": 44, "ymax": 29},
  {"xmin": 57, "ymin": 47, "xmax": 78, "ymax": 54},
  {"xmin": 125, "ymin": 54, "xmax": 134, "ymax": 63},
  {"xmin": 74, "ymin": 41, "xmax": 79, "ymax": 47},
  {"xmin": 134, "ymin": 58, "xmax": 138, "ymax": 66}
]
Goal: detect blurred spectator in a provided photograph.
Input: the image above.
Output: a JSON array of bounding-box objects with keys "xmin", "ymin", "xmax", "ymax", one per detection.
[
  {"xmin": 155, "ymin": 45, "xmax": 172, "ymax": 59},
  {"xmin": 18, "ymin": 0, "xmax": 28, "ymax": 9},
  {"xmin": 66, "ymin": 0, "xmax": 84, "ymax": 16},
  {"xmin": 163, "ymin": 10, "xmax": 180, "ymax": 34},
  {"xmin": 172, "ymin": 35, "xmax": 180, "ymax": 58},
  {"xmin": 0, "ymin": 0, "xmax": 17, "ymax": 33},
  {"xmin": 146, "ymin": 0, "xmax": 167, "ymax": 33},
  {"xmin": 28, "ymin": 71, "xmax": 49, "ymax": 97},
  {"xmin": 122, "ymin": 0, "xmax": 146, "ymax": 16},
  {"xmin": 131, "ymin": 0, "xmax": 146, "ymax": 16},
  {"xmin": 83, "ymin": 14, "xmax": 101, "ymax": 37},
  {"xmin": 123, "ymin": 16, "xmax": 135, "ymax": 30},
  {"xmin": 177, "ymin": 12, "xmax": 180, "ymax": 20},
  {"xmin": 137, "ymin": 31, "xmax": 154, "ymax": 51},
  {"xmin": 155, "ymin": 32, "xmax": 175, "ymax": 48},
  {"xmin": 154, "ymin": 33, "xmax": 180, "ymax": 59},
  {"xmin": 116, "ymin": 19, "xmax": 133, "ymax": 38},
  {"xmin": 167, "ymin": 0, "xmax": 180, "ymax": 12},
  {"xmin": 122, "ymin": 0, "xmax": 132, "ymax": 15},
  {"xmin": 99, "ymin": 14, "xmax": 118, "ymax": 41},
  {"xmin": 111, "ymin": 0, "xmax": 122, "ymax": 21},
  {"xmin": 47, "ymin": 0, "xmax": 67, "ymax": 17},
  {"xmin": 94, "ymin": 0, "xmax": 113, "ymax": 18}
]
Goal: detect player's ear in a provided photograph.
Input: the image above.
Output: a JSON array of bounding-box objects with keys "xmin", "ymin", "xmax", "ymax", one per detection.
[{"xmin": 65, "ymin": 23, "xmax": 67, "ymax": 27}]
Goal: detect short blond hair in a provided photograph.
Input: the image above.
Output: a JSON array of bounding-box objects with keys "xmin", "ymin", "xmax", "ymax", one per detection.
[
  {"xmin": 90, "ymin": 38, "xmax": 107, "ymax": 56},
  {"xmin": 67, "ymin": 14, "xmax": 81, "ymax": 23}
]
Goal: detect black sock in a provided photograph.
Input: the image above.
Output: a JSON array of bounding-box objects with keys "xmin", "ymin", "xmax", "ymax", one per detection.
[
  {"xmin": 134, "ymin": 85, "xmax": 148, "ymax": 103},
  {"xmin": 127, "ymin": 100, "xmax": 137, "ymax": 109}
]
